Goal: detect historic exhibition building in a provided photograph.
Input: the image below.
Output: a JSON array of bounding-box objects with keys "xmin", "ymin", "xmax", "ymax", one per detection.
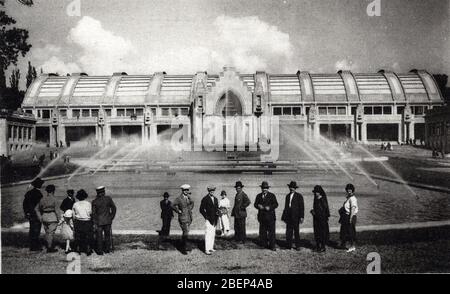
[{"xmin": 20, "ymin": 66, "xmax": 444, "ymax": 150}]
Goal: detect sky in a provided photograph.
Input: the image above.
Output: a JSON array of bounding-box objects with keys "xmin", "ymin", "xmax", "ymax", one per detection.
[{"xmin": 4, "ymin": 0, "xmax": 450, "ymax": 89}]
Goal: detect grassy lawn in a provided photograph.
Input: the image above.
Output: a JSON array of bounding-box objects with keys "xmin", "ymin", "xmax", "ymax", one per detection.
[{"xmin": 2, "ymin": 227, "xmax": 450, "ymax": 274}]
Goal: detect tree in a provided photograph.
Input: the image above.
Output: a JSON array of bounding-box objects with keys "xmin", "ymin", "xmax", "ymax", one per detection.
[
  {"xmin": 9, "ymin": 68, "xmax": 20, "ymax": 91},
  {"xmin": 26, "ymin": 60, "xmax": 37, "ymax": 88},
  {"xmin": 0, "ymin": 1, "xmax": 32, "ymax": 89},
  {"xmin": 433, "ymin": 74, "xmax": 448, "ymax": 94}
]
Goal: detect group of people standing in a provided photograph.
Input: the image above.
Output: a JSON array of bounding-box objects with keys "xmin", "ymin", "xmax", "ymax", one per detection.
[
  {"xmin": 23, "ymin": 176, "xmax": 358, "ymax": 256},
  {"xmin": 23, "ymin": 177, "xmax": 117, "ymax": 255},
  {"xmin": 160, "ymin": 180, "xmax": 359, "ymax": 255}
]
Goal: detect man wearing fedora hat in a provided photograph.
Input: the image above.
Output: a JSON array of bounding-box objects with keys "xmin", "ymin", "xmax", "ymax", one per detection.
[
  {"xmin": 281, "ymin": 181, "xmax": 304, "ymax": 250},
  {"xmin": 254, "ymin": 181, "xmax": 279, "ymax": 251},
  {"xmin": 172, "ymin": 184, "xmax": 194, "ymax": 254},
  {"xmin": 199, "ymin": 185, "xmax": 219, "ymax": 255},
  {"xmin": 23, "ymin": 177, "xmax": 45, "ymax": 251},
  {"xmin": 92, "ymin": 186, "xmax": 117, "ymax": 255},
  {"xmin": 231, "ymin": 181, "xmax": 251, "ymax": 244}
]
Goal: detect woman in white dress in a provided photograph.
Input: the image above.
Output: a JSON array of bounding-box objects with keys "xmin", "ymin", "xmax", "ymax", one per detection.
[{"xmin": 218, "ymin": 190, "xmax": 231, "ymax": 236}]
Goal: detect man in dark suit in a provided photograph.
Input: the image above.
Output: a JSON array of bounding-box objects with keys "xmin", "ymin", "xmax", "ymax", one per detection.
[
  {"xmin": 92, "ymin": 186, "xmax": 117, "ymax": 255},
  {"xmin": 254, "ymin": 181, "xmax": 278, "ymax": 251},
  {"xmin": 199, "ymin": 185, "xmax": 219, "ymax": 255},
  {"xmin": 281, "ymin": 181, "xmax": 304, "ymax": 250},
  {"xmin": 23, "ymin": 177, "xmax": 44, "ymax": 251},
  {"xmin": 172, "ymin": 184, "xmax": 194, "ymax": 254},
  {"xmin": 231, "ymin": 181, "xmax": 251, "ymax": 244}
]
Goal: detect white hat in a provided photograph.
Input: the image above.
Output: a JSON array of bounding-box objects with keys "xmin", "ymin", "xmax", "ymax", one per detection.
[
  {"xmin": 64, "ymin": 210, "xmax": 73, "ymax": 218},
  {"xmin": 180, "ymin": 184, "xmax": 191, "ymax": 190},
  {"xmin": 96, "ymin": 186, "xmax": 105, "ymax": 193}
]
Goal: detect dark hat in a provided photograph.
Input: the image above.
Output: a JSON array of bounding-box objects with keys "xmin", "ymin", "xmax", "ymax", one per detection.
[
  {"xmin": 163, "ymin": 192, "xmax": 170, "ymax": 198},
  {"xmin": 260, "ymin": 181, "xmax": 270, "ymax": 189},
  {"xmin": 45, "ymin": 184, "xmax": 55, "ymax": 193},
  {"xmin": 67, "ymin": 189, "xmax": 74, "ymax": 195},
  {"xmin": 31, "ymin": 177, "xmax": 44, "ymax": 188},
  {"xmin": 312, "ymin": 185, "xmax": 327, "ymax": 197},
  {"xmin": 96, "ymin": 186, "xmax": 105, "ymax": 194},
  {"xmin": 345, "ymin": 183, "xmax": 355, "ymax": 192},
  {"xmin": 287, "ymin": 181, "xmax": 299, "ymax": 189},
  {"xmin": 234, "ymin": 181, "xmax": 244, "ymax": 188},
  {"xmin": 312, "ymin": 185, "xmax": 322, "ymax": 193}
]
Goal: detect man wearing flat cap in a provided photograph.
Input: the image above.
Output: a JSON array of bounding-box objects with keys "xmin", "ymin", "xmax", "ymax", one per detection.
[
  {"xmin": 23, "ymin": 177, "xmax": 45, "ymax": 251},
  {"xmin": 92, "ymin": 186, "xmax": 117, "ymax": 255},
  {"xmin": 254, "ymin": 181, "xmax": 279, "ymax": 251},
  {"xmin": 231, "ymin": 181, "xmax": 251, "ymax": 244},
  {"xmin": 171, "ymin": 184, "xmax": 194, "ymax": 254},
  {"xmin": 199, "ymin": 185, "xmax": 219, "ymax": 255},
  {"xmin": 281, "ymin": 181, "xmax": 304, "ymax": 250}
]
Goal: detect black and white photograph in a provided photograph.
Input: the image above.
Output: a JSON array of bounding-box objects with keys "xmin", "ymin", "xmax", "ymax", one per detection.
[{"xmin": 0, "ymin": 0, "xmax": 449, "ymax": 277}]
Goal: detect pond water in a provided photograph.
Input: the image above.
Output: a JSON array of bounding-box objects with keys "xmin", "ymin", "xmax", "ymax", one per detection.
[{"xmin": 2, "ymin": 170, "xmax": 450, "ymax": 231}]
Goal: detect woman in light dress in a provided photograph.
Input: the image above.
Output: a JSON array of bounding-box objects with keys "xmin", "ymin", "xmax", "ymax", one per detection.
[
  {"xmin": 58, "ymin": 209, "xmax": 75, "ymax": 254},
  {"xmin": 218, "ymin": 190, "xmax": 231, "ymax": 236}
]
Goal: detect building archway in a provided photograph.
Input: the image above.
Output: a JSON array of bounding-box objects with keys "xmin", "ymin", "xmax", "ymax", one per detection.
[{"xmin": 215, "ymin": 90, "xmax": 243, "ymax": 117}]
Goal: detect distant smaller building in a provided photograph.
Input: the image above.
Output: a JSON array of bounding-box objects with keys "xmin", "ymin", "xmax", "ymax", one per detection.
[
  {"xmin": 425, "ymin": 105, "xmax": 450, "ymax": 154},
  {"xmin": 0, "ymin": 109, "xmax": 36, "ymax": 157}
]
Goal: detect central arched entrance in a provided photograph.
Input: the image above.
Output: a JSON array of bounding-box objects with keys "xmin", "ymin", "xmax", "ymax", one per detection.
[
  {"xmin": 215, "ymin": 91, "xmax": 251, "ymax": 151},
  {"xmin": 215, "ymin": 90, "xmax": 243, "ymax": 117}
]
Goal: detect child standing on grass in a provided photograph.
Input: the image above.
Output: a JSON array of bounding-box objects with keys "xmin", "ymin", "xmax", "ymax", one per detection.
[
  {"xmin": 59, "ymin": 209, "xmax": 75, "ymax": 254},
  {"xmin": 218, "ymin": 190, "xmax": 231, "ymax": 236}
]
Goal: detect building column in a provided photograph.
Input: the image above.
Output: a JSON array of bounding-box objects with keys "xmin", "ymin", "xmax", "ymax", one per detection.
[
  {"xmin": 409, "ymin": 122, "xmax": 415, "ymax": 142},
  {"xmin": 150, "ymin": 124, "xmax": 157, "ymax": 144},
  {"xmin": 361, "ymin": 122, "xmax": 367, "ymax": 143},
  {"xmin": 141, "ymin": 124, "xmax": 146, "ymax": 144},
  {"xmin": 50, "ymin": 126, "xmax": 56, "ymax": 146},
  {"xmin": 11, "ymin": 125, "xmax": 15, "ymax": 141},
  {"xmin": 57, "ymin": 124, "xmax": 66, "ymax": 146},
  {"xmin": 193, "ymin": 114, "xmax": 203, "ymax": 151},
  {"xmin": 398, "ymin": 123, "xmax": 403, "ymax": 143},
  {"xmin": 350, "ymin": 123, "xmax": 355, "ymax": 140},
  {"xmin": 308, "ymin": 124, "xmax": 313, "ymax": 141},
  {"xmin": 186, "ymin": 123, "xmax": 192, "ymax": 149},
  {"xmin": 95, "ymin": 125, "xmax": 99, "ymax": 144},
  {"xmin": 313, "ymin": 123, "xmax": 320, "ymax": 140},
  {"xmin": 303, "ymin": 124, "xmax": 308, "ymax": 141}
]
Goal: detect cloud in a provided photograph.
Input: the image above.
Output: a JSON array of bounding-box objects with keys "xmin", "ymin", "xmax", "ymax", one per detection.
[
  {"xmin": 29, "ymin": 44, "xmax": 81, "ymax": 75},
  {"xmin": 68, "ymin": 16, "xmax": 136, "ymax": 75},
  {"xmin": 31, "ymin": 44, "xmax": 62, "ymax": 61},
  {"xmin": 335, "ymin": 58, "xmax": 358, "ymax": 72},
  {"xmin": 41, "ymin": 56, "xmax": 81, "ymax": 75},
  {"xmin": 146, "ymin": 15, "xmax": 295, "ymax": 73},
  {"xmin": 33, "ymin": 15, "xmax": 295, "ymax": 76},
  {"xmin": 212, "ymin": 15, "xmax": 294, "ymax": 72}
]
